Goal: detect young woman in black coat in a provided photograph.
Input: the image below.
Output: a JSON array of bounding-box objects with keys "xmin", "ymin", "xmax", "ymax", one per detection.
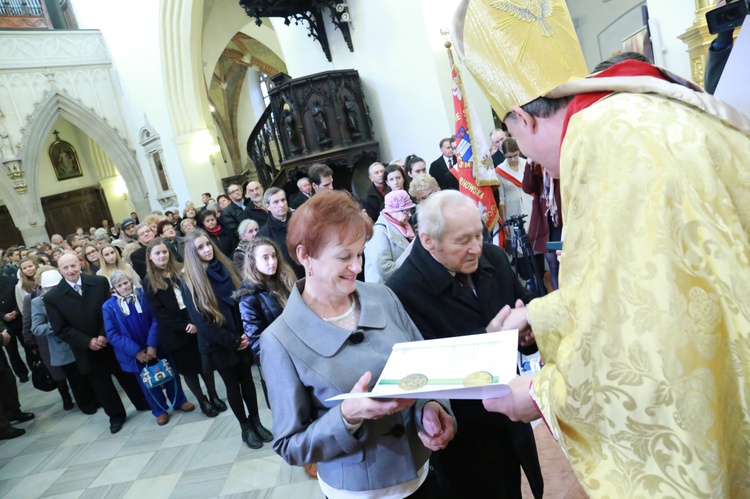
[
  {"xmin": 142, "ymin": 238, "xmax": 226, "ymax": 418},
  {"xmin": 233, "ymin": 237, "xmax": 296, "ymax": 358},
  {"xmin": 181, "ymin": 230, "xmax": 272, "ymax": 449}
]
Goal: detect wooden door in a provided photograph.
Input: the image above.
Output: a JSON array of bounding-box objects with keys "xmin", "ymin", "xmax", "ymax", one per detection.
[
  {"xmin": 41, "ymin": 186, "xmax": 113, "ymax": 238},
  {"xmin": 0, "ymin": 205, "xmax": 24, "ymax": 248}
]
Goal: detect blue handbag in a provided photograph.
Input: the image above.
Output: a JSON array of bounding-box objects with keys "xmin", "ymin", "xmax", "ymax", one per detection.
[{"xmin": 140, "ymin": 358, "xmax": 174, "ymax": 388}]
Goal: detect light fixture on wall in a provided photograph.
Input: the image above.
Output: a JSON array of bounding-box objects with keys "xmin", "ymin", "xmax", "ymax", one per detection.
[{"xmin": 335, "ymin": 3, "xmax": 350, "ymax": 22}]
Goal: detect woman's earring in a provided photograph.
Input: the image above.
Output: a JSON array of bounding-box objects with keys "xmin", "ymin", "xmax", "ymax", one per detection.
[{"xmin": 307, "ymin": 266, "xmax": 313, "ymax": 277}]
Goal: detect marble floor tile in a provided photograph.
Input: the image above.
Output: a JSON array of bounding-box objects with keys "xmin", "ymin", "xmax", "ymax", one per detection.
[
  {"xmin": 22, "ymin": 432, "xmax": 70, "ymax": 456},
  {"xmin": 137, "ymin": 443, "xmax": 200, "ymax": 479},
  {"xmin": 59, "ymin": 419, "xmax": 109, "ymax": 447},
  {"xmin": 4, "ymin": 468, "xmax": 66, "ymax": 499},
  {"xmin": 203, "ymin": 411, "xmax": 241, "ymax": 441},
  {"xmin": 89, "ymin": 451, "xmax": 156, "ymax": 488},
  {"xmin": 79, "ymin": 481, "xmax": 132, "ymax": 499},
  {"xmin": 0, "ymin": 449, "xmax": 53, "ymax": 479},
  {"xmin": 0, "ymin": 433, "xmax": 39, "ymax": 459},
  {"xmin": 43, "ymin": 461, "xmax": 108, "ymax": 497},
  {"xmin": 170, "ymin": 463, "xmax": 233, "ymax": 498},
  {"xmin": 270, "ymin": 479, "xmax": 326, "ymax": 499},
  {"xmin": 122, "ymin": 472, "xmax": 181, "ymax": 499},
  {"xmin": 42, "ymin": 490, "xmax": 84, "ymax": 499},
  {"xmin": 185, "ymin": 436, "xmax": 242, "ymax": 472},
  {"xmin": 220, "ymin": 455, "xmax": 283, "ymax": 495},
  {"xmin": 160, "ymin": 418, "xmax": 215, "ymax": 449},
  {"xmin": 69, "ymin": 437, "xmax": 129, "ymax": 467},
  {"xmin": 115, "ymin": 427, "xmax": 168, "ymax": 458},
  {"xmin": 0, "ymin": 476, "xmax": 23, "ymax": 497},
  {"xmin": 31, "ymin": 442, "xmax": 91, "ymax": 474},
  {"xmin": 41, "ymin": 412, "xmax": 92, "ymax": 435}
]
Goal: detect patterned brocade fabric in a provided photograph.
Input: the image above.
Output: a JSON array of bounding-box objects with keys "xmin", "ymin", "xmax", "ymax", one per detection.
[{"xmin": 528, "ymin": 92, "xmax": 750, "ymax": 498}]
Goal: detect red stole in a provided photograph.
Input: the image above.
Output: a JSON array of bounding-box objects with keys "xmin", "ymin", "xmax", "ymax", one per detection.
[{"xmin": 561, "ymin": 60, "xmax": 670, "ymax": 145}]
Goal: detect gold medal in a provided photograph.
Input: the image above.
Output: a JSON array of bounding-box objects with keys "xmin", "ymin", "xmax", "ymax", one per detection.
[
  {"xmin": 462, "ymin": 371, "xmax": 493, "ymax": 387},
  {"xmin": 398, "ymin": 373, "xmax": 428, "ymax": 391}
]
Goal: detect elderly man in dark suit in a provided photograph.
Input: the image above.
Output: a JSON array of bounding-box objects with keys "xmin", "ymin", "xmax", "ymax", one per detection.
[
  {"xmin": 429, "ymin": 137, "xmax": 459, "ymax": 191},
  {"xmin": 386, "ymin": 190, "xmax": 543, "ymax": 499},
  {"xmin": 44, "ymin": 253, "xmax": 149, "ymax": 434}
]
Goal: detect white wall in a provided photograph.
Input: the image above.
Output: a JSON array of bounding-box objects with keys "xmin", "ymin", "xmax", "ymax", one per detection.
[
  {"xmin": 71, "ymin": 0, "xmax": 192, "ymax": 208},
  {"xmin": 646, "ymin": 0, "xmax": 695, "ymax": 79},
  {"xmin": 567, "ymin": 0, "xmax": 646, "ymax": 70},
  {"xmin": 269, "ymin": 0, "xmax": 496, "ymax": 163}
]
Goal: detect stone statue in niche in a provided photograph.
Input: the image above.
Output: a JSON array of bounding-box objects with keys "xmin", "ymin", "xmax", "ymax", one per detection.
[
  {"xmin": 310, "ymin": 102, "xmax": 331, "ymax": 146},
  {"xmin": 343, "ymin": 96, "xmax": 361, "ymax": 140},
  {"xmin": 0, "ymin": 125, "xmax": 15, "ymax": 159},
  {"xmin": 282, "ymin": 106, "xmax": 301, "ymax": 154}
]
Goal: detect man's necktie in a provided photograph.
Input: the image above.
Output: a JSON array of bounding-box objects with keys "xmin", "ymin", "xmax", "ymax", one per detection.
[
  {"xmin": 455, "ymin": 273, "xmax": 477, "ymax": 300},
  {"xmin": 74, "ymin": 284, "xmax": 82, "ymax": 296}
]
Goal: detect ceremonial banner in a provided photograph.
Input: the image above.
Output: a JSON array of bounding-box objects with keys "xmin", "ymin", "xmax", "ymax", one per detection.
[{"xmin": 451, "ymin": 64, "xmax": 501, "ymax": 238}]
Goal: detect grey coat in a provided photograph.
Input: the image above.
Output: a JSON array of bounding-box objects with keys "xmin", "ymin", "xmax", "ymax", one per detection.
[
  {"xmin": 260, "ymin": 280, "xmax": 453, "ymax": 492},
  {"xmin": 31, "ymin": 296, "xmax": 75, "ymax": 368},
  {"xmin": 363, "ymin": 214, "xmax": 411, "ymax": 284}
]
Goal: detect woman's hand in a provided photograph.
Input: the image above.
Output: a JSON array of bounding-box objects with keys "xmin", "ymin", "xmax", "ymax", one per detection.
[
  {"xmin": 237, "ymin": 335, "xmax": 250, "ymax": 350},
  {"xmin": 419, "ymin": 401, "xmax": 455, "ymax": 451},
  {"xmin": 146, "ymin": 346, "xmax": 157, "ymax": 360},
  {"xmin": 185, "ymin": 324, "xmax": 197, "ymax": 334},
  {"xmin": 340, "ymin": 372, "xmax": 415, "ymax": 425},
  {"xmin": 135, "ymin": 350, "xmax": 150, "ymax": 363}
]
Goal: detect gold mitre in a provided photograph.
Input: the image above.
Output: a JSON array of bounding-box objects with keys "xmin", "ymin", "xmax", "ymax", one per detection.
[{"xmin": 452, "ymin": 0, "xmax": 588, "ymax": 118}]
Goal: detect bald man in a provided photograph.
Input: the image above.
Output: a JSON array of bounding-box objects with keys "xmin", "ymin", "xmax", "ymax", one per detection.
[{"xmin": 44, "ymin": 254, "xmax": 148, "ymax": 434}]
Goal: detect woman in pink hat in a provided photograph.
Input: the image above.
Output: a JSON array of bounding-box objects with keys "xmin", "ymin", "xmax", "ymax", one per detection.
[{"xmin": 364, "ymin": 190, "xmax": 416, "ymax": 283}]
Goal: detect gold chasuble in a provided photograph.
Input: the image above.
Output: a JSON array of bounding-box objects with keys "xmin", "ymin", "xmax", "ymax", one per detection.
[
  {"xmin": 528, "ymin": 90, "xmax": 750, "ymax": 497},
  {"xmin": 453, "ymin": 0, "xmax": 750, "ymax": 496}
]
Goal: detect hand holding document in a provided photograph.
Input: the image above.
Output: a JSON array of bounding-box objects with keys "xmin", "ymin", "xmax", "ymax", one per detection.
[{"xmin": 328, "ymin": 330, "xmax": 519, "ymax": 401}]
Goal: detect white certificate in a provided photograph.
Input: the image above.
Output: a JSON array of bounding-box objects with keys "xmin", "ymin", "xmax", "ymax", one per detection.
[{"xmin": 327, "ymin": 330, "xmax": 518, "ymax": 401}]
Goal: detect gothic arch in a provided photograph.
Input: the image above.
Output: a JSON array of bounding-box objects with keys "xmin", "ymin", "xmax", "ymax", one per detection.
[{"xmin": 20, "ymin": 91, "xmax": 150, "ymax": 218}]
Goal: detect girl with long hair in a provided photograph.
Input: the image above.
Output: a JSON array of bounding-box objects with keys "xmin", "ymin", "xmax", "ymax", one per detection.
[
  {"xmin": 384, "ymin": 163, "xmax": 408, "ymax": 195},
  {"xmin": 181, "ymin": 230, "xmax": 272, "ymax": 448},
  {"xmin": 234, "ymin": 237, "xmax": 295, "ymax": 358},
  {"xmin": 143, "ymin": 237, "xmax": 225, "ymax": 418},
  {"xmin": 15, "ymin": 256, "xmax": 41, "ymax": 312},
  {"xmin": 81, "ymin": 243, "xmax": 100, "ymax": 275},
  {"xmin": 96, "ymin": 243, "xmax": 141, "ymax": 288}
]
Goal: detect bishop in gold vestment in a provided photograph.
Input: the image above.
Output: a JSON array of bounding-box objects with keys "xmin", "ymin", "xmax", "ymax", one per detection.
[
  {"xmin": 528, "ymin": 88, "xmax": 750, "ymax": 498},
  {"xmin": 452, "ymin": 0, "xmax": 750, "ymax": 497}
]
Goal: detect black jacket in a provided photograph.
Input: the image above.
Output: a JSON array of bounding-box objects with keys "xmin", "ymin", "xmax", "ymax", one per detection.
[
  {"xmin": 220, "ymin": 202, "xmax": 248, "ymax": 239},
  {"xmin": 43, "ymin": 274, "xmax": 113, "ymax": 374},
  {"xmin": 363, "ymin": 183, "xmax": 385, "ymax": 223},
  {"xmin": 244, "ymin": 203, "xmax": 269, "ymax": 227},
  {"xmin": 233, "ymin": 282, "xmax": 283, "ymax": 358},
  {"xmin": 181, "ymin": 280, "xmax": 249, "ymax": 372},
  {"xmin": 289, "ymin": 191, "xmax": 312, "ymax": 210},
  {"xmin": 142, "ymin": 277, "xmax": 193, "ymax": 351},
  {"xmin": 258, "ymin": 213, "xmax": 304, "ymax": 278},
  {"xmin": 386, "ymin": 238, "xmax": 543, "ymax": 498},
  {"xmin": 206, "ymin": 225, "xmax": 236, "ymax": 259},
  {"xmin": 429, "ymin": 156, "xmax": 459, "ymax": 191},
  {"xmin": 130, "ymin": 244, "xmax": 147, "ymax": 280},
  {"xmin": 0, "ymin": 275, "xmax": 21, "ymax": 334}
]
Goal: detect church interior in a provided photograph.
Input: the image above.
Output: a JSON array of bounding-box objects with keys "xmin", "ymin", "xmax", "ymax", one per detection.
[{"xmin": 0, "ymin": 0, "xmax": 736, "ymax": 497}]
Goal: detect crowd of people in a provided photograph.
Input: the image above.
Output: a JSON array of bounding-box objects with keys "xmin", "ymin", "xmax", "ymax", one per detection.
[
  {"xmin": 0, "ymin": 139, "xmax": 558, "ymax": 497},
  {"xmin": 2, "ymin": 1, "xmax": 748, "ymax": 496}
]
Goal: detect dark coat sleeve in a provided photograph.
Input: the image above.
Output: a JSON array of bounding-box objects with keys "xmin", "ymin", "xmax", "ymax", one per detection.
[
  {"xmin": 143, "ymin": 281, "xmax": 189, "ymax": 333},
  {"xmin": 45, "ymin": 292, "xmax": 93, "ymax": 351},
  {"xmin": 22, "ymin": 293, "xmax": 36, "ymax": 348},
  {"xmin": 181, "ymin": 282, "xmax": 242, "ymax": 352},
  {"xmin": 238, "ymin": 290, "xmax": 282, "ymax": 357}
]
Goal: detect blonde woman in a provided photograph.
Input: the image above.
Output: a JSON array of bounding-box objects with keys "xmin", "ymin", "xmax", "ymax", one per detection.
[
  {"xmin": 96, "ymin": 243, "xmax": 141, "ymax": 288},
  {"xmin": 181, "ymin": 229, "xmax": 272, "ymax": 449}
]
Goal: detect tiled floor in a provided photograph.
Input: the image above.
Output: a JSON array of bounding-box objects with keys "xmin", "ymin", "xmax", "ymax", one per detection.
[
  {"xmin": 0, "ymin": 369, "xmax": 321, "ymax": 499},
  {"xmin": 1, "ymin": 369, "xmax": 586, "ymax": 498}
]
